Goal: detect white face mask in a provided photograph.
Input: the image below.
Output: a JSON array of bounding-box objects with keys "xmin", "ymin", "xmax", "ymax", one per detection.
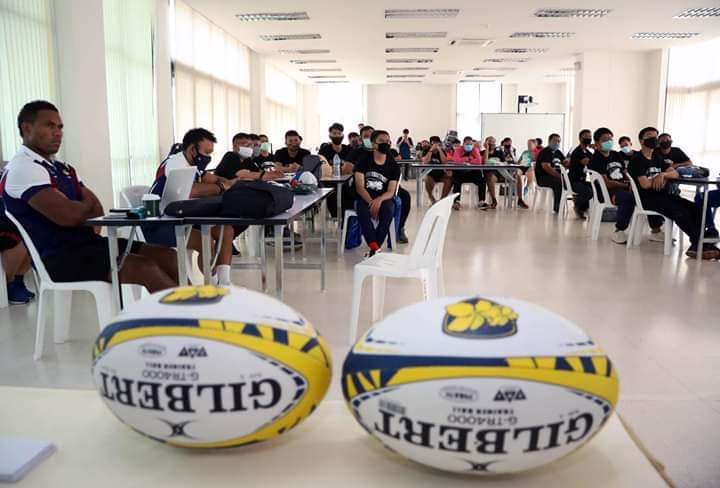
[
  {"xmin": 238, "ymin": 146, "xmax": 253, "ymax": 159},
  {"xmin": 620, "ymin": 146, "xmax": 632, "ymax": 154}
]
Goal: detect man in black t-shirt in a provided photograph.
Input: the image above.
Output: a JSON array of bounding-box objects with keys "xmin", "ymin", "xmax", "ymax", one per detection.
[
  {"xmin": 568, "ymin": 129, "xmax": 594, "ymax": 219},
  {"xmin": 421, "ymin": 136, "xmax": 454, "ymax": 204},
  {"xmin": 319, "ymin": 122, "xmax": 355, "ymax": 219},
  {"xmin": 535, "ymin": 133, "xmax": 567, "ymax": 213},
  {"xmin": 618, "ymin": 136, "xmax": 635, "ymax": 168},
  {"xmin": 628, "ymin": 127, "xmax": 718, "ymax": 259},
  {"xmin": 655, "ymin": 133, "xmax": 692, "ymax": 169},
  {"xmin": 274, "ymin": 130, "xmax": 310, "ymax": 173},
  {"xmin": 354, "ymin": 130, "xmax": 401, "ymax": 257}
]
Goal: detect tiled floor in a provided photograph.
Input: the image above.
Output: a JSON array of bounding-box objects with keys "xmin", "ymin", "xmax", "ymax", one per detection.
[{"xmin": 1, "ymin": 188, "xmax": 719, "ymax": 487}]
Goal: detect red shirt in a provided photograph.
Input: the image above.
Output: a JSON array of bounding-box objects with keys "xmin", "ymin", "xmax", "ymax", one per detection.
[{"xmin": 451, "ymin": 147, "xmax": 483, "ymax": 165}]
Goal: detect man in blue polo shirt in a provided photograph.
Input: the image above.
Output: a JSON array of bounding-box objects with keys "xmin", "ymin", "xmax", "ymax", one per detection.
[{"xmin": 2, "ymin": 100, "xmax": 178, "ymax": 291}]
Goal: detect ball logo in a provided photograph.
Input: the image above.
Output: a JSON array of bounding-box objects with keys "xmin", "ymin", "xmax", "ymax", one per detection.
[
  {"xmin": 442, "ymin": 298, "xmax": 518, "ymax": 339},
  {"xmin": 493, "ymin": 387, "xmax": 527, "ymax": 403},
  {"xmin": 178, "ymin": 344, "xmax": 208, "ymax": 358},
  {"xmin": 138, "ymin": 343, "xmax": 166, "ymax": 358},
  {"xmin": 439, "ymin": 386, "xmax": 478, "ymax": 403},
  {"xmin": 160, "ymin": 285, "xmax": 229, "ymax": 305}
]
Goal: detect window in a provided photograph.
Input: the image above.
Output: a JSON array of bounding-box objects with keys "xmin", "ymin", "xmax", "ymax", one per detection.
[
  {"xmin": 317, "ymin": 83, "xmax": 363, "ymax": 146},
  {"xmin": 665, "ymin": 37, "xmax": 720, "ymax": 176},
  {"xmin": 456, "ymin": 82, "xmax": 501, "ymax": 139},
  {"xmin": 172, "ymin": 0, "xmax": 251, "ymax": 164},
  {"xmin": 264, "ymin": 64, "xmax": 299, "ymax": 147},
  {"xmin": 0, "ymin": 0, "xmax": 56, "ymax": 161},
  {"xmin": 104, "ymin": 0, "xmax": 158, "ymax": 204}
]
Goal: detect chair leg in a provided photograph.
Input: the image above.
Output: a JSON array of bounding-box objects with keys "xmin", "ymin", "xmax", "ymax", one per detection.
[
  {"xmin": 388, "ymin": 221, "xmax": 396, "ymax": 251},
  {"xmin": 420, "ymin": 268, "xmax": 439, "ymax": 300},
  {"xmin": 53, "ymin": 290, "xmax": 72, "ymax": 343},
  {"xmin": 349, "ymin": 270, "xmax": 367, "ymax": 344},
  {"xmin": 663, "ymin": 220, "xmax": 672, "ymax": 256},
  {"xmin": 340, "ymin": 213, "xmax": 351, "ymax": 256},
  {"xmin": 0, "ymin": 265, "xmax": 7, "ymax": 309},
  {"xmin": 626, "ymin": 214, "xmax": 637, "ymax": 249},
  {"xmin": 33, "ymin": 289, "xmax": 47, "ymax": 361},
  {"xmin": 371, "ymin": 275, "xmax": 386, "ymax": 322}
]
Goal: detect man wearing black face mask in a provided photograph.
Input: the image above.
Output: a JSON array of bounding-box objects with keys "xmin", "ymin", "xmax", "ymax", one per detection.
[
  {"xmin": 320, "ymin": 122, "xmax": 355, "ymax": 219},
  {"xmin": 567, "ymin": 129, "xmax": 594, "ymax": 219},
  {"xmin": 655, "ymin": 133, "xmax": 692, "ymax": 170},
  {"xmin": 628, "ymin": 127, "xmax": 719, "ymax": 259}
]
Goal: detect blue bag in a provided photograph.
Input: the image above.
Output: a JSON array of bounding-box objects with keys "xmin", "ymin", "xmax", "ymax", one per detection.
[{"xmin": 345, "ymin": 215, "xmax": 362, "ymax": 249}]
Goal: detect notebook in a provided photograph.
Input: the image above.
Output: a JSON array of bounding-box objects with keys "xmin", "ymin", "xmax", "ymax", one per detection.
[{"xmin": 0, "ymin": 438, "xmax": 56, "ymax": 482}]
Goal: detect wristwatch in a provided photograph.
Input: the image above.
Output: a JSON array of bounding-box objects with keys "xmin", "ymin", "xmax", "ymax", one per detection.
[{"xmin": 259, "ymin": 170, "xmax": 266, "ymax": 180}]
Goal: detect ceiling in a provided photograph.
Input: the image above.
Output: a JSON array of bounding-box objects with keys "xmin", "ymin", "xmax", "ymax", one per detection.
[{"xmin": 184, "ymin": 0, "xmax": 720, "ymax": 85}]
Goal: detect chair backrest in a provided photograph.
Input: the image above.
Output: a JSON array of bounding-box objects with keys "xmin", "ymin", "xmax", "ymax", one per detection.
[
  {"xmin": 627, "ymin": 176, "xmax": 647, "ymax": 213},
  {"xmin": 559, "ymin": 166, "xmax": 572, "ymax": 192},
  {"xmin": 586, "ymin": 170, "xmax": 612, "ymax": 205},
  {"xmin": 4, "ymin": 210, "xmax": 52, "ymax": 284},
  {"xmin": 120, "ymin": 185, "xmax": 150, "ymax": 208},
  {"xmin": 160, "ymin": 167, "xmax": 197, "ymax": 214},
  {"xmin": 409, "ymin": 193, "xmax": 458, "ymax": 260}
]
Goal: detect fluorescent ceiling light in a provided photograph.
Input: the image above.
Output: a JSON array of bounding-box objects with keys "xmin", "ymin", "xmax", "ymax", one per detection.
[
  {"xmin": 465, "ymin": 74, "xmax": 505, "ymax": 78},
  {"xmin": 389, "ymin": 81, "xmax": 423, "ymax": 83},
  {"xmin": 279, "ymin": 49, "xmax": 330, "ymax": 55},
  {"xmin": 260, "ymin": 33, "xmax": 321, "ymax": 41},
  {"xmin": 316, "ymin": 81, "xmax": 349, "ymax": 84},
  {"xmin": 385, "ymin": 9, "xmax": 460, "ymax": 19},
  {"xmin": 483, "ymin": 58, "xmax": 530, "ymax": 63},
  {"xmin": 386, "ymin": 67, "xmax": 430, "ymax": 71},
  {"xmin": 308, "ymin": 75, "xmax": 347, "ymax": 79},
  {"xmin": 495, "ymin": 48, "xmax": 548, "ymax": 54},
  {"xmin": 433, "ymin": 70, "xmax": 460, "ymax": 75},
  {"xmin": 386, "ymin": 74, "xmax": 426, "ymax": 78},
  {"xmin": 236, "ymin": 12, "xmax": 309, "ymax": 22},
  {"xmin": 289, "ymin": 59, "xmax": 337, "ymax": 64},
  {"xmin": 510, "ymin": 32, "xmax": 575, "ymax": 39},
  {"xmin": 631, "ymin": 32, "xmax": 700, "ymax": 39},
  {"xmin": 386, "ymin": 32, "xmax": 447, "ymax": 39},
  {"xmin": 385, "ymin": 47, "xmax": 439, "ymax": 54},
  {"xmin": 534, "ymin": 8, "xmax": 611, "ymax": 18},
  {"xmin": 451, "ymin": 38, "xmax": 494, "ymax": 47},
  {"xmin": 674, "ymin": 7, "xmax": 720, "ymax": 18},
  {"xmin": 299, "ymin": 68, "xmax": 343, "ymax": 72},
  {"xmin": 386, "ymin": 58, "xmax": 434, "ymax": 63},
  {"xmin": 473, "ymin": 67, "xmax": 517, "ymax": 71}
]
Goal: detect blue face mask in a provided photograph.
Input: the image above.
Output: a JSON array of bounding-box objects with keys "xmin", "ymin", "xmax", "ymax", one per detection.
[
  {"xmin": 362, "ymin": 138, "xmax": 373, "ymax": 149},
  {"xmin": 464, "ymin": 144, "xmax": 474, "ymax": 152},
  {"xmin": 600, "ymin": 140, "xmax": 614, "ymax": 152},
  {"xmin": 549, "ymin": 142, "xmax": 560, "ymax": 151}
]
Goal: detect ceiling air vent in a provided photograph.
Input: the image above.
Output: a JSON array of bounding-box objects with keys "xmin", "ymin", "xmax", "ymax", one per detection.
[
  {"xmin": 465, "ymin": 74, "xmax": 505, "ymax": 78},
  {"xmin": 495, "ymin": 48, "xmax": 548, "ymax": 54},
  {"xmin": 433, "ymin": 70, "xmax": 460, "ymax": 75},
  {"xmin": 510, "ymin": 32, "xmax": 575, "ymax": 39},
  {"xmin": 385, "ymin": 9, "xmax": 460, "ymax": 19},
  {"xmin": 260, "ymin": 33, "xmax": 321, "ymax": 41},
  {"xmin": 631, "ymin": 32, "xmax": 700, "ymax": 39},
  {"xmin": 385, "ymin": 47, "xmax": 439, "ymax": 53},
  {"xmin": 389, "ymin": 81, "xmax": 423, "ymax": 83},
  {"xmin": 308, "ymin": 75, "xmax": 347, "ymax": 79},
  {"xmin": 534, "ymin": 8, "xmax": 611, "ymax": 18},
  {"xmin": 473, "ymin": 67, "xmax": 517, "ymax": 71},
  {"xmin": 236, "ymin": 12, "xmax": 309, "ymax": 22},
  {"xmin": 386, "ymin": 74, "xmax": 426, "ymax": 78},
  {"xmin": 386, "ymin": 32, "xmax": 447, "ymax": 39},
  {"xmin": 675, "ymin": 7, "xmax": 720, "ymax": 18},
  {"xmin": 386, "ymin": 58, "xmax": 434, "ymax": 63},
  {"xmin": 316, "ymin": 81, "xmax": 349, "ymax": 84},
  {"xmin": 279, "ymin": 49, "xmax": 330, "ymax": 55}
]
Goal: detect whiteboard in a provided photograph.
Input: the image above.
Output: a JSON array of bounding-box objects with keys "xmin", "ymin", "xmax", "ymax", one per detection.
[{"xmin": 480, "ymin": 113, "xmax": 565, "ymax": 151}]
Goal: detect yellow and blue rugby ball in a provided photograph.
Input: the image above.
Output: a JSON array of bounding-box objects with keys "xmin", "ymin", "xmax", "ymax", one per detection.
[
  {"xmin": 92, "ymin": 285, "xmax": 331, "ymax": 448},
  {"xmin": 342, "ymin": 296, "xmax": 619, "ymax": 474}
]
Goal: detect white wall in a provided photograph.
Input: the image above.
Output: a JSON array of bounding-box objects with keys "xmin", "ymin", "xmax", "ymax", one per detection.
[
  {"xmin": 501, "ymin": 82, "xmax": 568, "ymax": 115},
  {"xmin": 366, "ymin": 84, "xmax": 456, "ymax": 142},
  {"xmin": 573, "ymin": 50, "xmax": 666, "ymax": 145}
]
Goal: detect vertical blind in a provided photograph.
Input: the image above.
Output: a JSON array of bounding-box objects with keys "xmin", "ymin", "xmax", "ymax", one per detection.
[
  {"xmin": 103, "ymin": 0, "xmax": 159, "ymax": 203},
  {"xmin": 0, "ymin": 0, "xmax": 56, "ymax": 161},
  {"xmin": 264, "ymin": 64, "xmax": 299, "ymax": 147},
  {"xmin": 665, "ymin": 37, "xmax": 720, "ymax": 176},
  {"xmin": 172, "ymin": 0, "xmax": 251, "ymax": 163}
]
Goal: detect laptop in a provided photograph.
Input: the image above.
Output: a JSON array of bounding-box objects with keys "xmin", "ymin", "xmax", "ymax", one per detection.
[{"xmin": 160, "ymin": 167, "xmax": 197, "ymax": 214}]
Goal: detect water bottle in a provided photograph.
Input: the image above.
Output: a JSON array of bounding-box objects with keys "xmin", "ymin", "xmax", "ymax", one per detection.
[{"xmin": 333, "ymin": 154, "xmax": 341, "ymax": 177}]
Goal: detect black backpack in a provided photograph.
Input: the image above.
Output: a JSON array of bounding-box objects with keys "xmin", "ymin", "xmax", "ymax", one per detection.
[{"xmin": 221, "ymin": 181, "xmax": 294, "ymax": 219}]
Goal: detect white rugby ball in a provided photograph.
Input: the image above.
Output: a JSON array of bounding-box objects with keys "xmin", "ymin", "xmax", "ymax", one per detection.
[
  {"xmin": 92, "ymin": 285, "xmax": 332, "ymax": 448},
  {"xmin": 342, "ymin": 296, "xmax": 619, "ymax": 474}
]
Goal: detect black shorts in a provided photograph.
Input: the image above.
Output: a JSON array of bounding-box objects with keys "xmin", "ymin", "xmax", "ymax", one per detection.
[
  {"xmin": 43, "ymin": 236, "xmax": 144, "ymax": 283},
  {"xmin": 0, "ymin": 218, "xmax": 21, "ymax": 252},
  {"xmin": 428, "ymin": 169, "xmax": 449, "ymax": 182}
]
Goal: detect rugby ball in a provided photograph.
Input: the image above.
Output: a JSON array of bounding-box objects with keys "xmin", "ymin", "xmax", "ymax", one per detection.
[
  {"xmin": 342, "ymin": 296, "xmax": 619, "ymax": 474},
  {"xmin": 91, "ymin": 285, "xmax": 331, "ymax": 448}
]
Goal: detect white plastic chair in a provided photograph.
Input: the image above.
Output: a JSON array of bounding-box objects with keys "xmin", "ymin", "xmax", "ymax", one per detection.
[
  {"xmin": 558, "ymin": 166, "xmax": 577, "ymax": 220},
  {"xmin": 586, "ymin": 170, "xmax": 618, "ymax": 241},
  {"xmin": 626, "ymin": 178, "xmax": 681, "ymax": 255},
  {"xmin": 531, "ymin": 185, "xmax": 554, "ymax": 212},
  {"xmin": 120, "ymin": 185, "xmax": 150, "ymax": 207},
  {"xmin": 348, "ymin": 193, "xmax": 458, "ymax": 343},
  {"xmin": 5, "ymin": 211, "xmax": 117, "ymax": 360},
  {"xmin": 460, "ymin": 183, "xmax": 480, "ymax": 208},
  {"xmin": 0, "ymin": 256, "xmax": 7, "ymax": 308}
]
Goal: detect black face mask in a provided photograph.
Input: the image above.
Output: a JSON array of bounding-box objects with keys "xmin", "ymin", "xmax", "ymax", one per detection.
[
  {"xmin": 581, "ymin": 137, "xmax": 592, "ymax": 145},
  {"xmin": 330, "ymin": 136, "xmax": 343, "ymax": 145},
  {"xmin": 503, "ymin": 144, "xmax": 511, "ymax": 151},
  {"xmin": 377, "ymin": 142, "xmax": 391, "ymax": 154},
  {"xmin": 643, "ymin": 137, "xmax": 659, "ymax": 149},
  {"xmin": 659, "ymin": 140, "xmax": 672, "ymax": 150},
  {"xmin": 193, "ymin": 146, "xmax": 211, "ymax": 170}
]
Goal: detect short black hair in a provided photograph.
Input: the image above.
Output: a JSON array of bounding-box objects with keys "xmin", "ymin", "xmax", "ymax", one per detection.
[
  {"xmin": 463, "ymin": 136, "xmax": 473, "ymax": 143},
  {"xmin": 535, "ymin": 137, "xmax": 543, "ymax": 146},
  {"xmin": 659, "ymin": 133, "xmax": 671, "ymax": 139},
  {"xmin": 348, "ymin": 131, "xmax": 359, "ymax": 139},
  {"xmin": 549, "ymin": 133, "xmax": 561, "ymax": 142},
  {"xmin": 249, "ymin": 133, "xmax": 260, "ymax": 141},
  {"xmin": 259, "ymin": 134, "xmax": 268, "ymax": 139},
  {"xmin": 638, "ymin": 126, "xmax": 658, "ymax": 142},
  {"xmin": 359, "ymin": 125, "xmax": 374, "ymax": 136},
  {"xmin": 329, "ymin": 122, "xmax": 344, "ymax": 133},
  {"xmin": 403, "ymin": 128, "xmax": 409, "ymax": 133},
  {"xmin": 232, "ymin": 132, "xmax": 249, "ymax": 143},
  {"xmin": 370, "ymin": 130, "xmax": 389, "ymax": 143},
  {"xmin": 619, "ymin": 136, "xmax": 631, "ymax": 145},
  {"xmin": 501, "ymin": 137, "xmax": 511, "ymax": 144},
  {"xmin": 285, "ymin": 130, "xmax": 300, "ymax": 140},
  {"xmin": 429, "ymin": 135, "xmax": 442, "ymax": 144},
  {"xmin": 17, "ymin": 100, "xmax": 59, "ymax": 137},
  {"xmin": 579, "ymin": 129, "xmax": 591, "ymax": 138},
  {"xmin": 593, "ymin": 127, "xmax": 613, "ymax": 142},
  {"xmin": 182, "ymin": 128, "xmax": 217, "ymax": 150}
]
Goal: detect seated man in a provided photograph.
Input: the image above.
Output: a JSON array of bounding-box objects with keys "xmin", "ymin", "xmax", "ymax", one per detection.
[
  {"xmin": 628, "ymin": 127, "xmax": 719, "ymax": 259},
  {"xmin": 499, "ymin": 137, "xmax": 529, "ymax": 209},
  {"xmin": 519, "ymin": 138, "xmax": 538, "ymax": 193},
  {"xmin": 567, "ymin": 129, "xmax": 594, "ymax": 219},
  {"xmin": 214, "ymin": 132, "xmax": 254, "ymax": 179},
  {"xmin": 449, "ymin": 136, "xmax": 485, "ymax": 210},
  {"xmin": 0, "ymin": 201, "xmax": 35, "ymax": 304},
  {"xmin": 319, "ymin": 122, "xmax": 355, "ymax": 219},
  {"xmin": 147, "ymin": 128, "xmax": 237, "ymax": 285},
  {"xmin": 655, "ymin": 133, "xmax": 692, "ymax": 170},
  {"xmin": 3, "ymin": 100, "xmax": 177, "ymax": 291},
  {"xmin": 347, "ymin": 131, "xmax": 361, "ymax": 149},
  {"xmin": 480, "ymin": 136, "xmax": 504, "ymax": 209},
  {"xmin": 618, "ymin": 136, "xmax": 635, "ymax": 167},
  {"xmin": 354, "ymin": 130, "xmax": 400, "ymax": 258},
  {"xmin": 421, "ymin": 136, "xmax": 453, "ymax": 205},
  {"xmin": 274, "ymin": 130, "xmax": 310, "ymax": 173},
  {"xmin": 534, "ymin": 133, "xmax": 566, "ymax": 214}
]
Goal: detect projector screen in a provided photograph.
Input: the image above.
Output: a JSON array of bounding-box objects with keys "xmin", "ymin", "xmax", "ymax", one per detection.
[{"xmin": 480, "ymin": 113, "xmax": 566, "ymax": 152}]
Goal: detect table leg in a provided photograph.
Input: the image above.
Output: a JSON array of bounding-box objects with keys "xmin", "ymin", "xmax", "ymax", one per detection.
[
  {"xmin": 174, "ymin": 225, "xmax": 188, "ymax": 286},
  {"xmin": 107, "ymin": 227, "xmax": 122, "ymax": 312},
  {"xmin": 274, "ymin": 224, "xmax": 284, "ymax": 300},
  {"xmin": 416, "ymin": 170, "xmax": 422, "ymax": 208},
  {"xmin": 259, "ymin": 226, "xmax": 268, "ymax": 292},
  {"xmin": 337, "ymin": 181, "xmax": 343, "ymax": 257},
  {"xmin": 697, "ymin": 184, "xmax": 709, "ymax": 260},
  {"xmin": 320, "ymin": 199, "xmax": 327, "ymax": 292},
  {"xmin": 201, "ymin": 225, "xmax": 212, "ymax": 284}
]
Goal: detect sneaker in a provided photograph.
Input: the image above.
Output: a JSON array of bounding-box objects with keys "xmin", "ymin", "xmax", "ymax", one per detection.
[
  {"xmin": 477, "ymin": 202, "xmax": 489, "ymax": 210},
  {"xmin": 398, "ymin": 228, "xmax": 409, "ymax": 244},
  {"xmin": 686, "ymin": 246, "xmax": 720, "ymax": 260},
  {"xmin": 232, "ymin": 242, "xmax": 241, "ymax": 256},
  {"xmin": 611, "ymin": 230, "xmax": 627, "ymax": 244},
  {"xmin": 488, "ymin": 200, "xmax": 498, "ymax": 210},
  {"xmin": 7, "ymin": 281, "xmax": 32, "ymax": 305},
  {"xmin": 574, "ymin": 208, "xmax": 586, "ymax": 220},
  {"xmin": 452, "ymin": 201, "xmax": 461, "ymax": 211},
  {"xmin": 518, "ymin": 199, "xmax": 529, "ymax": 209}
]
